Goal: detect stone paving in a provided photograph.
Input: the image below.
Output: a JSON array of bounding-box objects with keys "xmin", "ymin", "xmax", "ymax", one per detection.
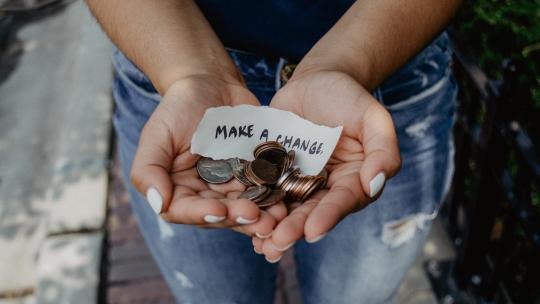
[{"xmin": 0, "ymin": 1, "xmax": 112, "ymax": 302}]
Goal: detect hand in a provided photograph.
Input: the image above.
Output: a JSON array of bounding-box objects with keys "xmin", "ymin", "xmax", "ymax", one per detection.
[
  {"xmin": 130, "ymin": 75, "xmax": 287, "ymax": 237},
  {"xmin": 252, "ymin": 70, "xmax": 401, "ymax": 261}
]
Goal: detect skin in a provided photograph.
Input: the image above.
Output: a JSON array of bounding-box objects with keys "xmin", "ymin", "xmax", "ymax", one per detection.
[{"xmin": 86, "ymin": 0, "xmax": 462, "ymax": 261}]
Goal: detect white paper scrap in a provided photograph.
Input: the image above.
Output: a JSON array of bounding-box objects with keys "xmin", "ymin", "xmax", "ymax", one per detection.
[{"xmin": 191, "ymin": 105, "xmax": 343, "ymax": 175}]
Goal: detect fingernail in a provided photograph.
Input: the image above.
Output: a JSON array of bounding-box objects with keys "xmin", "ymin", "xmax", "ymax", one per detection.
[
  {"xmin": 146, "ymin": 186, "xmax": 163, "ymax": 214},
  {"xmin": 266, "ymin": 255, "xmax": 282, "ymax": 264},
  {"xmin": 255, "ymin": 231, "xmax": 272, "ymax": 239},
  {"xmin": 271, "ymin": 242, "xmax": 295, "ymax": 252},
  {"xmin": 254, "ymin": 247, "xmax": 263, "ymax": 254},
  {"xmin": 306, "ymin": 233, "xmax": 327, "ymax": 244},
  {"xmin": 236, "ymin": 216, "xmax": 257, "ymax": 225},
  {"xmin": 204, "ymin": 215, "xmax": 226, "ymax": 223},
  {"xmin": 369, "ymin": 172, "xmax": 386, "ymax": 197}
]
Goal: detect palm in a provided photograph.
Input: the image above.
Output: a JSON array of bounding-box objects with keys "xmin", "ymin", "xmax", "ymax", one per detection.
[
  {"xmin": 132, "ymin": 76, "xmax": 286, "ymax": 236},
  {"xmin": 254, "ymin": 71, "xmax": 400, "ymax": 258}
]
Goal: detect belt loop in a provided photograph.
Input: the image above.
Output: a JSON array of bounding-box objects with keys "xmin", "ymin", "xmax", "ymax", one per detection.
[{"xmin": 275, "ymin": 57, "xmax": 286, "ymax": 91}]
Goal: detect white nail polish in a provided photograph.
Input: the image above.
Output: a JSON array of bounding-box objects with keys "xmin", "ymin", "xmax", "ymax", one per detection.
[
  {"xmin": 253, "ymin": 247, "xmax": 263, "ymax": 254},
  {"xmin": 266, "ymin": 256, "xmax": 282, "ymax": 264},
  {"xmin": 204, "ymin": 215, "xmax": 226, "ymax": 223},
  {"xmin": 255, "ymin": 232, "xmax": 272, "ymax": 239},
  {"xmin": 306, "ymin": 233, "xmax": 327, "ymax": 244},
  {"xmin": 369, "ymin": 172, "xmax": 386, "ymax": 197},
  {"xmin": 271, "ymin": 242, "xmax": 294, "ymax": 252},
  {"xmin": 146, "ymin": 186, "xmax": 163, "ymax": 214},
  {"xmin": 236, "ymin": 217, "xmax": 257, "ymax": 225}
]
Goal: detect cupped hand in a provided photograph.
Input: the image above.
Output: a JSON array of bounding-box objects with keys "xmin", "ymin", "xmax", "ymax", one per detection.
[
  {"xmin": 130, "ymin": 75, "xmax": 287, "ymax": 236},
  {"xmin": 253, "ymin": 70, "xmax": 401, "ymax": 261}
]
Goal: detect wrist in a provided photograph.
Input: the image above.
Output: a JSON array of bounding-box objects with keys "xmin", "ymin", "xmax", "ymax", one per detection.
[
  {"xmin": 292, "ymin": 53, "xmax": 377, "ymax": 91},
  {"xmin": 157, "ymin": 62, "xmax": 244, "ymax": 95}
]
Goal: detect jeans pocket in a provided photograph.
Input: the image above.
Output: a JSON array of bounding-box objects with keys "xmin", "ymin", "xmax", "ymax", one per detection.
[
  {"xmin": 112, "ymin": 48, "xmax": 161, "ymax": 102},
  {"xmin": 379, "ymin": 32, "xmax": 452, "ymax": 108}
]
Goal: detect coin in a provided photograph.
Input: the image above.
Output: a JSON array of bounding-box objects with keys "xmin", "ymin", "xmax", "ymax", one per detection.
[
  {"xmin": 318, "ymin": 168, "xmax": 328, "ymax": 188},
  {"xmin": 239, "ymin": 185, "xmax": 271, "ymax": 202},
  {"xmin": 254, "ymin": 141, "xmax": 288, "ymax": 171},
  {"xmin": 245, "ymin": 159, "xmax": 279, "ymax": 185},
  {"xmin": 283, "ymin": 150, "xmax": 295, "ymax": 172},
  {"xmin": 276, "ymin": 167, "xmax": 300, "ymax": 188},
  {"xmin": 228, "ymin": 158, "xmax": 252, "ymax": 186},
  {"xmin": 257, "ymin": 190, "xmax": 286, "ymax": 208},
  {"xmin": 195, "ymin": 142, "xmax": 328, "ymax": 204},
  {"xmin": 196, "ymin": 157, "xmax": 233, "ymax": 184}
]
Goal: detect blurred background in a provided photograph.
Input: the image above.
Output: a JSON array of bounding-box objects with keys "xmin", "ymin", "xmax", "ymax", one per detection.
[{"xmin": 0, "ymin": 0, "xmax": 538, "ymax": 303}]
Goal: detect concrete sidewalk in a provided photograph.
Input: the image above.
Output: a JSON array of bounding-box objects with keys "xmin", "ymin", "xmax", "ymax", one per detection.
[{"xmin": 0, "ymin": 1, "xmax": 112, "ymax": 302}]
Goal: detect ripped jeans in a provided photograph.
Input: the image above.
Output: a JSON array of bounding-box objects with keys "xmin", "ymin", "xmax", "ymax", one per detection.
[{"xmin": 112, "ymin": 32, "xmax": 457, "ymax": 304}]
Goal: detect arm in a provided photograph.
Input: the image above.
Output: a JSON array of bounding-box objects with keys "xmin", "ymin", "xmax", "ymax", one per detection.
[
  {"xmin": 257, "ymin": 0, "xmax": 462, "ymax": 261},
  {"xmin": 86, "ymin": 0, "xmax": 283, "ymax": 236},
  {"xmin": 86, "ymin": 0, "xmax": 242, "ymax": 94},
  {"xmin": 294, "ymin": 0, "xmax": 463, "ymax": 90}
]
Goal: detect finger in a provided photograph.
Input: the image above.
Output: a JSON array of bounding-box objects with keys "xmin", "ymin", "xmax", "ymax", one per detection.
[
  {"xmin": 161, "ymin": 186, "xmax": 228, "ymax": 225},
  {"xmin": 221, "ymin": 198, "xmax": 261, "ymax": 225},
  {"xmin": 359, "ymin": 102, "xmax": 401, "ymax": 198},
  {"xmin": 252, "ymin": 237, "xmax": 263, "ymax": 254},
  {"xmin": 231, "ymin": 210, "xmax": 276, "ymax": 238},
  {"xmin": 261, "ymin": 238, "xmax": 283, "ymax": 263},
  {"xmin": 130, "ymin": 120, "xmax": 180, "ymax": 215},
  {"xmin": 263, "ymin": 202, "xmax": 288, "ymax": 222},
  {"xmin": 269, "ymin": 192, "xmax": 323, "ymax": 250},
  {"xmin": 304, "ymin": 176, "xmax": 366, "ymax": 240},
  {"xmin": 208, "ymin": 178, "xmax": 247, "ymax": 193}
]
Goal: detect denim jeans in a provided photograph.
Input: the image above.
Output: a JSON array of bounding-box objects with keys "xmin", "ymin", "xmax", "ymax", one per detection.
[{"xmin": 112, "ymin": 32, "xmax": 457, "ymax": 304}]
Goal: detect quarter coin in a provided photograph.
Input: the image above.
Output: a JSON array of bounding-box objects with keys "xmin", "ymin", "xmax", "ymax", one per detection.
[
  {"xmin": 239, "ymin": 185, "xmax": 271, "ymax": 202},
  {"xmin": 196, "ymin": 157, "xmax": 233, "ymax": 184}
]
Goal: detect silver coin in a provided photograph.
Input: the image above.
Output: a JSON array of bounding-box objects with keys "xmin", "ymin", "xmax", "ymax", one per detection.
[
  {"xmin": 228, "ymin": 158, "xmax": 253, "ymax": 186},
  {"xmin": 196, "ymin": 157, "xmax": 233, "ymax": 184},
  {"xmin": 239, "ymin": 185, "xmax": 270, "ymax": 202},
  {"xmin": 257, "ymin": 190, "xmax": 286, "ymax": 208}
]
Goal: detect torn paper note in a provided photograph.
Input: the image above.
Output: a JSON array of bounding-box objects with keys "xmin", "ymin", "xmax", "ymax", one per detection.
[{"xmin": 191, "ymin": 105, "xmax": 343, "ymax": 175}]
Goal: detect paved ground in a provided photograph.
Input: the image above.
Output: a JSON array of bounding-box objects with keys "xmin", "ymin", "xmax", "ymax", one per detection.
[
  {"xmin": 0, "ymin": 1, "xmax": 454, "ymax": 303},
  {"xmin": 0, "ymin": 1, "xmax": 112, "ymax": 302}
]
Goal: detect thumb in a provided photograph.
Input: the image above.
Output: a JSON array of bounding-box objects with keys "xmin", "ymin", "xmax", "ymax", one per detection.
[
  {"xmin": 359, "ymin": 102, "xmax": 401, "ymax": 198},
  {"xmin": 130, "ymin": 120, "xmax": 174, "ymax": 214}
]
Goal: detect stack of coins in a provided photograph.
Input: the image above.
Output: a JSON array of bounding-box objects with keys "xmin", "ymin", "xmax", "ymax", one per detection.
[{"xmin": 196, "ymin": 141, "xmax": 327, "ymax": 208}]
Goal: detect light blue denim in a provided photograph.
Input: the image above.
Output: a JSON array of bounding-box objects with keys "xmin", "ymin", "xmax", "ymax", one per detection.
[{"xmin": 111, "ymin": 32, "xmax": 457, "ymax": 304}]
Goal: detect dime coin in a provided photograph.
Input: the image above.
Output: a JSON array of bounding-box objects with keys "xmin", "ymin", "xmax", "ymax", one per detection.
[
  {"xmin": 196, "ymin": 157, "xmax": 233, "ymax": 184},
  {"xmin": 239, "ymin": 185, "xmax": 271, "ymax": 202},
  {"xmin": 257, "ymin": 190, "xmax": 286, "ymax": 208}
]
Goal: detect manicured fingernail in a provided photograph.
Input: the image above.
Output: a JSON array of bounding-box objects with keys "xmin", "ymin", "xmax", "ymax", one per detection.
[
  {"xmin": 236, "ymin": 216, "xmax": 257, "ymax": 225},
  {"xmin": 271, "ymin": 242, "xmax": 294, "ymax": 252},
  {"xmin": 255, "ymin": 231, "xmax": 272, "ymax": 239},
  {"xmin": 204, "ymin": 215, "xmax": 226, "ymax": 223},
  {"xmin": 254, "ymin": 247, "xmax": 263, "ymax": 254},
  {"xmin": 306, "ymin": 233, "xmax": 327, "ymax": 244},
  {"xmin": 266, "ymin": 255, "xmax": 282, "ymax": 264},
  {"xmin": 369, "ymin": 172, "xmax": 386, "ymax": 197},
  {"xmin": 146, "ymin": 186, "xmax": 163, "ymax": 214}
]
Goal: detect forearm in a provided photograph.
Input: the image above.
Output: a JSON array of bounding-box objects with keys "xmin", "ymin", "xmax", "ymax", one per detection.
[
  {"xmin": 86, "ymin": 0, "xmax": 241, "ymax": 94},
  {"xmin": 294, "ymin": 0, "xmax": 463, "ymax": 90}
]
